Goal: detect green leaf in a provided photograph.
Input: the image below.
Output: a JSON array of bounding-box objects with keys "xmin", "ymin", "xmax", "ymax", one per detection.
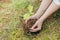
[
  {"xmin": 23, "ymin": 13, "xmax": 31, "ymax": 20},
  {"xmin": 27, "ymin": 4, "xmax": 33, "ymax": 12}
]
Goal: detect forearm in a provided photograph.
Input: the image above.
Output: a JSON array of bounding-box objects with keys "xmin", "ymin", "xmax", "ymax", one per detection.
[
  {"xmin": 34, "ymin": 0, "xmax": 53, "ymax": 18},
  {"xmin": 38, "ymin": 2, "xmax": 60, "ymax": 22}
]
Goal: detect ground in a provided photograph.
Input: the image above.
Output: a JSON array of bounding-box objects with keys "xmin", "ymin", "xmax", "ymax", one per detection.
[{"xmin": 0, "ymin": 0, "xmax": 60, "ymax": 40}]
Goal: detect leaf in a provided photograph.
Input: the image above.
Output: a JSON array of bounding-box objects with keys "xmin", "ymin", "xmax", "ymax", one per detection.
[
  {"xmin": 27, "ymin": 4, "xmax": 33, "ymax": 12},
  {"xmin": 23, "ymin": 4, "xmax": 34, "ymax": 20},
  {"xmin": 23, "ymin": 13, "xmax": 31, "ymax": 20}
]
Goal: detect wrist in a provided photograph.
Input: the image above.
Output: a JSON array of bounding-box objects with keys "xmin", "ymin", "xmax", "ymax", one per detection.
[
  {"xmin": 38, "ymin": 18, "xmax": 44, "ymax": 23},
  {"xmin": 34, "ymin": 13, "xmax": 40, "ymax": 18}
]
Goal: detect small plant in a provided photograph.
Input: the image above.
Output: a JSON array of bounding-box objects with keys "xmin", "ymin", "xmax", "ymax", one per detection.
[{"xmin": 23, "ymin": 4, "xmax": 34, "ymax": 20}]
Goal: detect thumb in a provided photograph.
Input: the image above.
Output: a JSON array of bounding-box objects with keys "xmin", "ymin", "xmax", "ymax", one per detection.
[{"xmin": 30, "ymin": 23, "xmax": 37, "ymax": 29}]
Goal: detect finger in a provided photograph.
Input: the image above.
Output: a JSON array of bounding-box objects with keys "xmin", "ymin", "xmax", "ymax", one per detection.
[
  {"xmin": 30, "ymin": 21, "xmax": 38, "ymax": 29},
  {"xmin": 30, "ymin": 25, "xmax": 41, "ymax": 32},
  {"xmin": 30, "ymin": 23, "xmax": 37, "ymax": 30},
  {"xmin": 30, "ymin": 27, "xmax": 41, "ymax": 32}
]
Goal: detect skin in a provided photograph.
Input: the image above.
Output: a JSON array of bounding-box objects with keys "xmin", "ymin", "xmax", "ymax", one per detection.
[
  {"xmin": 25, "ymin": 0, "xmax": 52, "ymax": 22},
  {"xmin": 26, "ymin": 0, "xmax": 60, "ymax": 32},
  {"xmin": 34, "ymin": 0, "xmax": 53, "ymax": 18}
]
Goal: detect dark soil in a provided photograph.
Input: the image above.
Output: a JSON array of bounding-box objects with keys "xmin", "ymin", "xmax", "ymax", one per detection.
[
  {"xmin": 22, "ymin": 19, "xmax": 37, "ymax": 31},
  {"xmin": 21, "ymin": 19, "xmax": 42, "ymax": 35}
]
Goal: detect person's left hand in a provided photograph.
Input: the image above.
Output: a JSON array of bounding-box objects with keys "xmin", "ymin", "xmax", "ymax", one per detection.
[{"xmin": 29, "ymin": 19, "xmax": 43, "ymax": 32}]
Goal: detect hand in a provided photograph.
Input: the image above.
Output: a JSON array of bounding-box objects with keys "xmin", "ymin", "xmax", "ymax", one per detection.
[
  {"xmin": 29, "ymin": 19, "xmax": 43, "ymax": 32},
  {"xmin": 25, "ymin": 15, "xmax": 39, "ymax": 23}
]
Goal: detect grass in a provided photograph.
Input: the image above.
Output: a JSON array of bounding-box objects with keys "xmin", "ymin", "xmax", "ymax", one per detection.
[{"xmin": 0, "ymin": 0, "xmax": 60, "ymax": 40}]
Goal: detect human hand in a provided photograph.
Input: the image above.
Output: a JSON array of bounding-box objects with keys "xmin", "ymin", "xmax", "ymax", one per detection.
[{"xmin": 29, "ymin": 19, "xmax": 43, "ymax": 32}]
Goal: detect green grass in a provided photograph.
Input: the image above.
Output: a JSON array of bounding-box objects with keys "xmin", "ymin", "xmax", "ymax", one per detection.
[{"xmin": 0, "ymin": 0, "xmax": 60, "ymax": 40}]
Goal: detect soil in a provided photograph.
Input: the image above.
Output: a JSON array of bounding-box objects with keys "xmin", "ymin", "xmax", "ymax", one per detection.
[
  {"xmin": 22, "ymin": 19, "xmax": 37, "ymax": 31},
  {"xmin": 21, "ymin": 19, "xmax": 42, "ymax": 35}
]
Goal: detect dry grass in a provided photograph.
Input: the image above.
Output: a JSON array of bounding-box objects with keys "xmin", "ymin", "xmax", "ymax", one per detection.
[{"xmin": 0, "ymin": 0, "xmax": 60, "ymax": 40}]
